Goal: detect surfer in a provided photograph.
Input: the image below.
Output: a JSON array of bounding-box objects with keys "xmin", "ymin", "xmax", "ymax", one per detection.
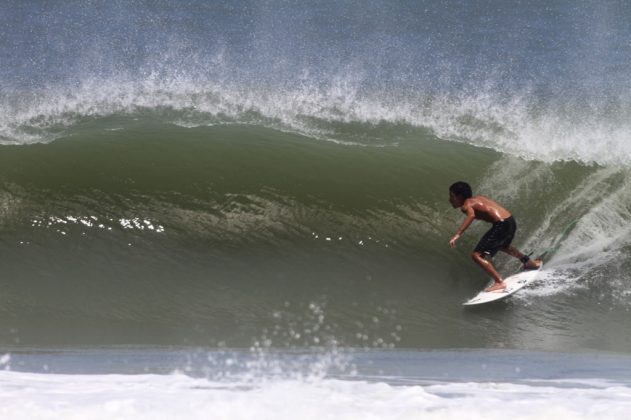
[{"xmin": 448, "ymin": 181, "xmax": 541, "ymax": 292}]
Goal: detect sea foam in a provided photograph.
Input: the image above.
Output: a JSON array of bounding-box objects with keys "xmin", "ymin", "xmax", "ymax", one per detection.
[{"xmin": 0, "ymin": 370, "xmax": 629, "ymax": 420}]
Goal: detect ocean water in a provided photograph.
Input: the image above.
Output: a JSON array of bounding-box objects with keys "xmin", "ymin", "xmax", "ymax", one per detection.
[
  {"xmin": 1, "ymin": 0, "xmax": 631, "ymax": 418},
  {"xmin": 1, "ymin": 348, "xmax": 631, "ymax": 419}
]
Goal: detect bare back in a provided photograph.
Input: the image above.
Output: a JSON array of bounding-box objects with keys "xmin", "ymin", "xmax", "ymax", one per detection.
[{"xmin": 462, "ymin": 195, "xmax": 512, "ymax": 223}]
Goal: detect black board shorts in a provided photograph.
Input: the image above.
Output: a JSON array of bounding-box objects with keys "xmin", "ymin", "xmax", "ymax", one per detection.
[{"xmin": 474, "ymin": 216, "xmax": 516, "ymax": 257}]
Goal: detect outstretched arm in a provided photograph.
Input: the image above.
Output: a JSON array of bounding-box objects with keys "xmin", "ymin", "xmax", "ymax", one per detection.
[{"xmin": 449, "ymin": 206, "xmax": 475, "ymax": 247}]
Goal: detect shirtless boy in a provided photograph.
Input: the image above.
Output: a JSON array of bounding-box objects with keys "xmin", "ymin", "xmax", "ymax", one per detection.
[{"xmin": 448, "ymin": 181, "xmax": 541, "ymax": 292}]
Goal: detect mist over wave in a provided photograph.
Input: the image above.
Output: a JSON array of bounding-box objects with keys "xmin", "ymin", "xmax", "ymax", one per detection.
[{"xmin": 2, "ymin": 0, "xmax": 631, "ymax": 165}]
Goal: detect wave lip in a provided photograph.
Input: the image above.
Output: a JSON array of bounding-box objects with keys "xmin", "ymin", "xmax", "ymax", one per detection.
[
  {"xmin": 4, "ymin": 0, "xmax": 631, "ymax": 164},
  {"xmin": 3, "ymin": 79, "xmax": 631, "ymax": 166}
]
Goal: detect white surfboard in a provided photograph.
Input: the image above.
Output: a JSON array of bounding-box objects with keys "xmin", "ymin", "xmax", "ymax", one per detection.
[{"xmin": 463, "ymin": 263, "xmax": 543, "ymax": 306}]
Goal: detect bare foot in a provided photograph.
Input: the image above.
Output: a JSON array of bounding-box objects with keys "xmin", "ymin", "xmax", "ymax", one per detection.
[
  {"xmin": 523, "ymin": 259, "xmax": 542, "ymax": 271},
  {"xmin": 485, "ymin": 281, "xmax": 506, "ymax": 292}
]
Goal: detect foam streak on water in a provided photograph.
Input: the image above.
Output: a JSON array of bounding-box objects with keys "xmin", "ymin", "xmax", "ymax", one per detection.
[
  {"xmin": 1, "ymin": 348, "xmax": 630, "ymax": 420},
  {"xmin": 0, "ymin": 371, "xmax": 629, "ymax": 420}
]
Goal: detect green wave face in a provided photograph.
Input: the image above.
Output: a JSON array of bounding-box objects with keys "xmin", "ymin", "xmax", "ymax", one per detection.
[{"xmin": 1, "ymin": 121, "xmax": 629, "ymax": 352}]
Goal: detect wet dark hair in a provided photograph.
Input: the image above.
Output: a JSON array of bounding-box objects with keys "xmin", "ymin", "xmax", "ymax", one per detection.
[{"xmin": 449, "ymin": 181, "xmax": 472, "ymax": 199}]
